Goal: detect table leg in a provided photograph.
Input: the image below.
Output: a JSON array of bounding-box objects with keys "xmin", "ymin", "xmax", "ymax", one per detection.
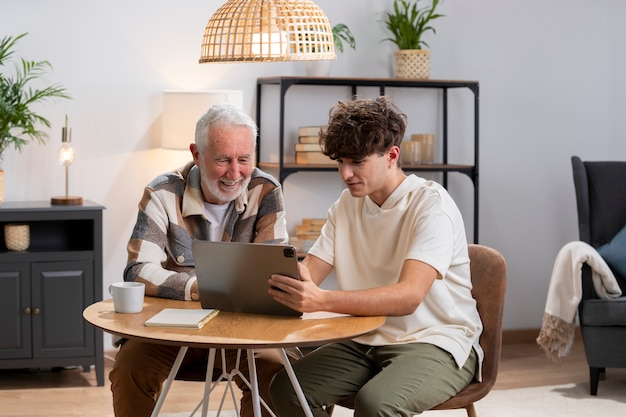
[
  {"xmin": 190, "ymin": 349, "xmax": 233, "ymax": 417},
  {"xmin": 247, "ymin": 348, "xmax": 263, "ymax": 417},
  {"xmin": 151, "ymin": 346, "xmax": 188, "ymax": 417},
  {"xmin": 201, "ymin": 348, "xmax": 217, "ymax": 417},
  {"xmin": 276, "ymin": 348, "xmax": 314, "ymax": 417},
  {"xmin": 188, "ymin": 348, "xmax": 276, "ymax": 417}
]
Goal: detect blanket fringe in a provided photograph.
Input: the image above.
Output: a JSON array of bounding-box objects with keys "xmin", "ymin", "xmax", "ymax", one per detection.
[{"xmin": 536, "ymin": 313, "xmax": 575, "ymax": 363}]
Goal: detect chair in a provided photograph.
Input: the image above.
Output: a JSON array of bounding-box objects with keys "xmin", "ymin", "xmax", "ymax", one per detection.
[
  {"xmin": 329, "ymin": 244, "xmax": 507, "ymax": 417},
  {"xmin": 571, "ymin": 155, "xmax": 626, "ymax": 395}
]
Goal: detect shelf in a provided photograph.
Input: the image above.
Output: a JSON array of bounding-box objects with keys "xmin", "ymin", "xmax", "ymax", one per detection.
[
  {"xmin": 0, "ymin": 250, "xmax": 95, "ymax": 262},
  {"xmin": 256, "ymin": 76, "xmax": 479, "ymax": 242},
  {"xmin": 0, "ymin": 200, "xmax": 105, "ymax": 252},
  {"xmin": 257, "ymin": 76, "xmax": 479, "ymax": 93},
  {"xmin": 259, "ymin": 163, "xmax": 476, "ymax": 179}
]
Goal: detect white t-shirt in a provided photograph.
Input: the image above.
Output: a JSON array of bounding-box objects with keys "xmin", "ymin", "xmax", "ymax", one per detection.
[
  {"xmin": 203, "ymin": 201, "xmax": 230, "ymax": 241},
  {"xmin": 308, "ymin": 174, "xmax": 483, "ymax": 374}
]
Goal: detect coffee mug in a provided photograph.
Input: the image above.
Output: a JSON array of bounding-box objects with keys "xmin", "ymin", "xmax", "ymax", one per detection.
[{"xmin": 109, "ymin": 282, "xmax": 145, "ymax": 313}]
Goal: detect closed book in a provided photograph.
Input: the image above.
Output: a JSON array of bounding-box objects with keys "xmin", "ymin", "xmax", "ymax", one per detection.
[
  {"xmin": 298, "ymin": 126, "xmax": 324, "ymax": 136},
  {"xmin": 297, "ymin": 231, "xmax": 321, "ymax": 240},
  {"xmin": 302, "ymin": 218, "xmax": 326, "ymax": 226},
  {"xmin": 144, "ymin": 308, "xmax": 219, "ymax": 329},
  {"xmin": 298, "ymin": 135, "xmax": 320, "ymax": 144},
  {"xmin": 295, "ymin": 151, "xmax": 336, "ymax": 165},
  {"xmin": 296, "ymin": 224, "xmax": 323, "ymax": 234},
  {"xmin": 295, "ymin": 143, "xmax": 323, "ymax": 152}
]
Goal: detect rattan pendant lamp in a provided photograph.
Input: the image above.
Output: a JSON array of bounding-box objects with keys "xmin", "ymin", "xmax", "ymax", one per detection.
[{"xmin": 199, "ymin": 0, "xmax": 336, "ymax": 63}]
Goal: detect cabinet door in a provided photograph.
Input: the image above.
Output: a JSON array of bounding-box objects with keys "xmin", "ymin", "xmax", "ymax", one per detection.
[
  {"xmin": 31, "ymin": 261, "xmax": 95, "ymax": 359},
  {"xmin": 0, "ymin": 263, "xmax": 31, "ymax": 359}
]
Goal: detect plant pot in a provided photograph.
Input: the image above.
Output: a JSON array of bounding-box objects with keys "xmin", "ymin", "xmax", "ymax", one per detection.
[
  {"xmin": 394, "ymin": 49, "xmax": 430, "ymax": 79},
  {"xmin": 305, "ymin": 60, "xmax": 333, "ymax": 77}
]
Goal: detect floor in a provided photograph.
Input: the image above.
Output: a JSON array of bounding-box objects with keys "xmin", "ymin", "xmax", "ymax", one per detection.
[{"xmin": 0, "ymin": 337, "xmax": 608, "ymax": 417}]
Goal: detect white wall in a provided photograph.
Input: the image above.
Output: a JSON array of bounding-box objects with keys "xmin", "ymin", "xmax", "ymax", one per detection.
[{"xmin": 2, "ymin": 0, "xmax": 626, "ymax": 350}]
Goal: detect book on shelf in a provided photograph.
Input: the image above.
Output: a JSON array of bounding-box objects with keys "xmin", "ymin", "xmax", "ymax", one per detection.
[
  {"xmin": 295, "ymin": 143, "xmax": 323, "ymax": 152},
  {"xmin": 296, "ymin": 218, "xmax": 324, "ymax": 233},
  {"xmin": 296, "ymin": 218, "xmax": 324, "ymax": 231},
  {"xmin": 298, "ymin": 135, "xmax": 321, "ymax": 144},
  {"xmin": 144, "ymin": 308, "xmax": 219, "ymax": 329},
  {"xmin": 297, "ymin": 231, "xmax": 322, "ymax": 240},
  {"xmin": 296, "ymin": 224, "xmax": 322, "ymax": 234},
  {"xmin": 292, "ymin": 218, "xmax": 326, "ymax": 253},
  {"xmin": 302, "ymin": 218, "xmax": 326, "ymax": 226},
  {"xmin": 298, "ymin": 126, "xmax": 324, "ymax": 137},
  {"xmin": 295, "ymin": 151, "xmax": 336, "ymax": 165}
]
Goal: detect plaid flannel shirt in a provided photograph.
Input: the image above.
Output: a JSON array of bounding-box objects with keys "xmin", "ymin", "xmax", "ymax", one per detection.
[{"xmin": 124, "ymin": 162, "xmax": 288, "ymax": 300}]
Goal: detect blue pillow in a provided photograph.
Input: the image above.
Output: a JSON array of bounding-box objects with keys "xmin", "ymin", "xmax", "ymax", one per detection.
[{"xmin": 597, "ymin": 224, "xmax": 626, "ymax": 281}]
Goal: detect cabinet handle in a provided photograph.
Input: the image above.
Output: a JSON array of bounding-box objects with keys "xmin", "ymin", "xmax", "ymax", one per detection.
[
  {"xmin": 24, "ymin": 307, "xmax": 31, "ymax": 315},
  {"xmin": 33, "ymin": 308, "xmax": 41, "ymax": 315}
]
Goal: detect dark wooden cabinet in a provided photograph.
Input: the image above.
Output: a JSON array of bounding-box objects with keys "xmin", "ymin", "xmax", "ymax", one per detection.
[{"xmin": 0, "ymin": 201, "xmax": 105, "ymax": 386}]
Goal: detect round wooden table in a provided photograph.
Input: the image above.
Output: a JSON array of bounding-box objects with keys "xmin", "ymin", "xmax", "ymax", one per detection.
[{"xmin": 84, "ymin": 297, "xmax": 384, "ymax": 417}]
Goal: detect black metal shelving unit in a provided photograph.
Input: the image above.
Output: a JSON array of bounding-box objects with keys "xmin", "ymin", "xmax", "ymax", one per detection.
[{"xmin": 256, "ymin": 76, "xmax": 479, "ymax": 243}]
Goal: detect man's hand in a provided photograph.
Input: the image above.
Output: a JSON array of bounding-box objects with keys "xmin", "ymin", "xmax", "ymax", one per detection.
[{"xmin": 268, "ymin": 263, "xmax": 326, "ymax": 313}]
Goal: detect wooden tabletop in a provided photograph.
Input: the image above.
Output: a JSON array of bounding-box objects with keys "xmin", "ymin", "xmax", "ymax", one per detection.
[{"xmin": 84, "ymin": 297, "xmax": 385, "ymax": 349}]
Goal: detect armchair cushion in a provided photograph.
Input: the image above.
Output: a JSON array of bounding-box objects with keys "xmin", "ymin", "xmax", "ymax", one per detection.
[
  {"xmin": 581, "ymin": 297, "xmax": 626, "ymax": 326},
  {"xmin": 597, "ymin": 224, "xmax": 626, "ymax": 283}
]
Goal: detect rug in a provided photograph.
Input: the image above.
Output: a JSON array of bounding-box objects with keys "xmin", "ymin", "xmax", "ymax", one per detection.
[{"xmin": 151, "ymin": 378, "xmax": 626, "ymax": 417}]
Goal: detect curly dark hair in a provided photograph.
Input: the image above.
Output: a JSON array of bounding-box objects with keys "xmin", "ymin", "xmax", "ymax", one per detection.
[{"xmin": 320, "ymin": 96, "xmax": 407, "ymax": 162}]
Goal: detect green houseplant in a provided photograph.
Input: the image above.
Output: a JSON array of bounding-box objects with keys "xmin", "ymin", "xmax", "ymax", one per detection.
[
  {"xmin": 332, "ymin": 23, "xmax": 356, "ymax": 54},
  {"xmin": 382, "ymin": 0, "xmax": 445, "ymax": 79},
  {"xmin": 0, "ymin": 32, "xmax": 70, "ymax": 204}
]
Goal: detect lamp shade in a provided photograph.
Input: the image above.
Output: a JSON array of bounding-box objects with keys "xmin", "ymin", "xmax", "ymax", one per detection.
[
  {"xmin": 161, "ymin": 90, "xmax": 244, "ymax": 150},
  {"xmin": 199, "ymin": 0, "xmax": 336, "ymax": 63}
]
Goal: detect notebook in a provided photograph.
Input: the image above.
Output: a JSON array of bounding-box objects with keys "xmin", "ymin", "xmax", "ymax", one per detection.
[
  {"xmin": 192, "ymin": 240, "xmax": 302, "ymax": 317},
  {"xmin": 144, "ymin": 308, "xmax": 219, "ymax": 329}
]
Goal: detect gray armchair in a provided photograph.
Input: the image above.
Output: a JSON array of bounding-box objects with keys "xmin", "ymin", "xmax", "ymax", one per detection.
[{"xmin": 571, "ymin": 155, "xmax": 626, "ymax": 395}]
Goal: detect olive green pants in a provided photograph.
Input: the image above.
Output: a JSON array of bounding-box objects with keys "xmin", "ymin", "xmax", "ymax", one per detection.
[{"xmin": 269, "ymin": 341, "xmax": 477, "ymax": 417}]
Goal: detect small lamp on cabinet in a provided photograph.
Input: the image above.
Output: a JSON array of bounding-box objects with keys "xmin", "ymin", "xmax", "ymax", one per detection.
[{"xmin": 51, "ymin": 115, "xmax": 82, "ymax": 205}]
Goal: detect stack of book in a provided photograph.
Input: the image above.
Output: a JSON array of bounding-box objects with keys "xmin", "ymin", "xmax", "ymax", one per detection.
[
  {"xmin": 296, "ymin": 218, "xmax": 325, "ymax": 241},
  {"xmin": 291, "ymin": 218, "xmax": 326, "ymax": 255},
  {"xmin": 295, "ymin": 126, "xmax": 335, "ymax": 165}
]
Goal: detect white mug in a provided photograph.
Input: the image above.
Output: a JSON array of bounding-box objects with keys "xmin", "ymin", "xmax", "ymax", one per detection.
[{"xmin": 109, "ymin": 282, "xmax": 145, "ymax": 313}]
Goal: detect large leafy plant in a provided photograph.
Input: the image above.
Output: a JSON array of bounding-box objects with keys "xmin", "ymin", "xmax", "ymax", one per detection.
[
  {"xmin": 383, "ymin": 0, "xmax": 444, "ymax": 50},
  {"xmin": 0, "ymin": 33, "xmax": 70, "ymax": 164}
]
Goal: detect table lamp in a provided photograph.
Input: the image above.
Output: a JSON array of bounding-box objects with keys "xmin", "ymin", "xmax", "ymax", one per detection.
[
  {"xmin": 162, "ymin": 90, "xmax": 243, "ymax": 150},
  {"xmin": 51, "ymin": 115, "xmax": 82, "ymax": 205}
]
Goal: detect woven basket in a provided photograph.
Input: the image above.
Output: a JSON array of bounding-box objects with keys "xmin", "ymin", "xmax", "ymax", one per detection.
[
  {"xmin": 4, "ymin": 223, "xmax": 30, "ymax": 251},
  {"xmin": 394, "ymin": 49, "xmax": 431, "ymax": 79}
]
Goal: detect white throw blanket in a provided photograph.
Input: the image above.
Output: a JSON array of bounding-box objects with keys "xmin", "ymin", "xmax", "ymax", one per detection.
[{"xmin": 536, "ymin": 241, "xmax": 622, "ymax": 362}]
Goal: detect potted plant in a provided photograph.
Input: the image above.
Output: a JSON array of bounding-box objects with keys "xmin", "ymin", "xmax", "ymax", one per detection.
[
  {"xmin": 0, "ymin": 33, "xmax": 70, "ymax": 205},
  {"xmin": 382, "ymin": 0, "xmax": 445, "ymax": 79}
]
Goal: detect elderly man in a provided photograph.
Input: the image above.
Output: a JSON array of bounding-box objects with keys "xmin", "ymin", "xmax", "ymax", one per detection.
[{"xmin": 110, "ymin": 103, "xmax": 288, "ymax": 417}]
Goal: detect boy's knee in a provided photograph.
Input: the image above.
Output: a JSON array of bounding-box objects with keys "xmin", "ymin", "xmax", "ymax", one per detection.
[
  {"xmin": 353, "ymin": 390, "xmax": 417, "ymax": 417},
  {"xmin": 268, "ymin": 368, "xmax": 291, "ymax": 402}
]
